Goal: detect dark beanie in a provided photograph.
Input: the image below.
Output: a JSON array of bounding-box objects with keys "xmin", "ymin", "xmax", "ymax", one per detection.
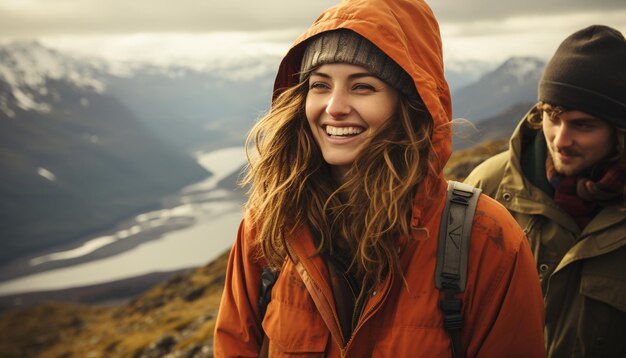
[
  {"xmin": 299, "ymin": 29, "xmax": 417, "ymax": 98},
  {"xmin": 539, "ymin": 25, "xmax": 626, "ymax": 129}
]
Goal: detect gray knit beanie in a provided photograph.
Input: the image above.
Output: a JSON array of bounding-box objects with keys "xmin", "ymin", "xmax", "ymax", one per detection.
[
  {"xmin": 299, "ymin": 29, "xmax": 417, "ymax": 98},
  {"xmin": 539, "ymin": 25, "xmax": 626, "ymax": 129}
]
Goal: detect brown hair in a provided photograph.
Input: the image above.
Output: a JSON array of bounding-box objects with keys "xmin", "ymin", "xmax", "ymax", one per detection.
[{"xmin": 243, "ymin": 78, "xmax": 434, "ymax": 288}]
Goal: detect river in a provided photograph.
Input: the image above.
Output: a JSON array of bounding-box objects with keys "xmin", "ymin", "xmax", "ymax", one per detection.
[{"xmin": 0, "ymin": 146, "xmax": 247, "ymax": 296}]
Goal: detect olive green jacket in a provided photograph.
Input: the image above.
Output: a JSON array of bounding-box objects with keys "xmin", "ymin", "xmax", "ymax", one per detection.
[{"xmin": 465, "ymin": 111, "xmax": 626, "ymax": 358}]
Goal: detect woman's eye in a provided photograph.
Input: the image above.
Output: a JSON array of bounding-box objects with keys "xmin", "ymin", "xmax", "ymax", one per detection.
[
  {"xmin": 309, "ymin": 82, "xmax": 329, "ymax": 90},
  {"xmin": 353, "ymin": 83, "xmax": 375, "ymax": 91}
]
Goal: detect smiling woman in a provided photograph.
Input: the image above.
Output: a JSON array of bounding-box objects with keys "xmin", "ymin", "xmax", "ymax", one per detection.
[{"xmin": 213, "ymin": 0, "xmax": 546, "ymax": 356}]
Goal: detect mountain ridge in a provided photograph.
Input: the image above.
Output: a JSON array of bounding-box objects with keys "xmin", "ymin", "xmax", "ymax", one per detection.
[
  {"xmin": 0, "ymin": 44, "xmax": 211, "ymax": 265},
  {"xmin": 452, "ymin": 56, "xmax": 545, "ymax": 122}
]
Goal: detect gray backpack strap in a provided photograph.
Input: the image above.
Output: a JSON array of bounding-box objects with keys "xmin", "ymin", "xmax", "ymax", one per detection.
[
  {"xmin": 435, "ymin": 180, "xmax": 481, "ymax": 358},
  {"xmin": 435, "ymin": 181, "xmax": 481, "ymax": 291}
]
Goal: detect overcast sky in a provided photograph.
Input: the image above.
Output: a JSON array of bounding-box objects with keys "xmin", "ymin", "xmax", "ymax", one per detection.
[{"xmin": 1, "ymin": 0, "xmax": 625, "ymax": 64}]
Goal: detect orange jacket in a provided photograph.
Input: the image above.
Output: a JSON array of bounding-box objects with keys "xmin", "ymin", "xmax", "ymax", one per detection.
[{"xmin": 214, "ymin": 0, "xmax": 545, "ymax": 356}]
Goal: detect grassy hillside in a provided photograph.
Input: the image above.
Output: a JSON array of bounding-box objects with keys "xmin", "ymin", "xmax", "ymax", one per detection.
[
  {"xmin": 0, "ymin": 250, "xmax": 229, "ymax": 358},
  {"xmin": 445, "ymin": 138, "xmax": 508, "ymax": 181}
]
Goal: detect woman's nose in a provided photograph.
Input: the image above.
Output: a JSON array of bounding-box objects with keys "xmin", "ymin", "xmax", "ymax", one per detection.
[{"xmin": 325, "ymin": 90, "xmax": 351, "ymax": 118}]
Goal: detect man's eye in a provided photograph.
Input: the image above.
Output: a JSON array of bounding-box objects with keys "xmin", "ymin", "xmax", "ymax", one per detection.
[{"xmin": 576, "ymin": 123, "xmax": 595, "ymax": 130}]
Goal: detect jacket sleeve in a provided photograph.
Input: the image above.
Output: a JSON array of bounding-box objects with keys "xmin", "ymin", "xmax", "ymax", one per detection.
[
  {"xmin": 213, "ymin": 219, "xmax": 265, "ymax": 358},
  {"xmin": 465, "ymin": 196, "xmax": 545, "ymax": 358}
]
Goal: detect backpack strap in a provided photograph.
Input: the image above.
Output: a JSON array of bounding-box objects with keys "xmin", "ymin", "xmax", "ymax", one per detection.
[
  {"xmin": 258, "ymin": 267, "xmax": 278, "ymax": 358},
  {"xmin": 435, "ymin": 180, "xmax": 481, "ymax": 358},
  {"xmin": 259, "ymin": 267, "xmax": 278, "ymax": 319}
]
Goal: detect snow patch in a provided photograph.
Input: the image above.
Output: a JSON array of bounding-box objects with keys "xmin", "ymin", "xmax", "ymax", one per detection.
[
  {"xmin": 37, "ymin": 167, "xmax": 56, "ymax": 181},
  {"xmin": 499, "ymin": 57, "xmax": 545, "ymax": 82},
  {"xmin": 0, "ymin": 41, "xmax": 106, "ymax": 114}
]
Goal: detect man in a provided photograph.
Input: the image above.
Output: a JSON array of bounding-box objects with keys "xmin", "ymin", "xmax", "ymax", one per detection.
[{"xmin": 464, "ymin": 25, "xmax": 626, "ymax": 358}]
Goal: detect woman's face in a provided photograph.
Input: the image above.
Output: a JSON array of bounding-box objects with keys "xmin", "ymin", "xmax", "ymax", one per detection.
[{"xmin": 305, "ymin": 63, "xmax": 400, "ymax": 182}]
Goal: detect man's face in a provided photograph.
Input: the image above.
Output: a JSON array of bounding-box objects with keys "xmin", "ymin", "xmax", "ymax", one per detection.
[{"xmin": 542, "ymin": 109, "xmax": 615, "ymax": 176}]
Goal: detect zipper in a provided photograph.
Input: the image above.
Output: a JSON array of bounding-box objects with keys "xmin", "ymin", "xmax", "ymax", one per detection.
[
  {"xmin": 350, "ymin": 289, "xmax": 367, "ymax": 334},
  {"xmin": 341, "ymin": 237, "xmax": 416, "ymax": 355},
  {"xmin": 342, "ymin": 268, "xmax": 394, "ymax": 355}
]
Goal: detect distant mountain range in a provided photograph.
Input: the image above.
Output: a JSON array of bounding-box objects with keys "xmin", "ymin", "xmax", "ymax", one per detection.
[
  {"xmin": 0, "ymin": 42, "xmax": 213, "ymax": 264},
  {"xmin": 444, "ymin": 59, "xmax": 498, "ymax": 93},
  {"xmin": 451, "ymin": 57, "xmax": 546, "ymax": 149},
  {"xmin": 452, "ymin": 57, "xmax": 545, "ymax": 122},
  {"xmin": 0, "ymin": 41, "xmax": 278, "ymax": 153}
]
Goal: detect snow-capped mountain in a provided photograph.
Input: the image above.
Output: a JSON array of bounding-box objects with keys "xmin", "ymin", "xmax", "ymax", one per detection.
[
  {"xmin": 104, "ymin": 60, "xmax": 276, "ymax": 152},
  {"xmin": 0, "ymin": 40, "xmax": 279, "ymax": 152},
  {"xmin": 0, "ymin": 41, "xmax": 107, "ymax": 117},
  {"xmin": 452, "ymin": 57, "xmax": 546, "ymax": 122},
  {"xmin": 0, "ymin": 41, "xmax": 217, "ymax": 266},
  {"xmin": 444, "ymin": 59, "xmax": 498, "ymax": 93}
]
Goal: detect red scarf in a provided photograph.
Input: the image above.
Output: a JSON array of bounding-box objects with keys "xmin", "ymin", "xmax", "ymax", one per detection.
[{"xmin": 546, "ymin": 154, "xmax": 626, "ymax": 229}]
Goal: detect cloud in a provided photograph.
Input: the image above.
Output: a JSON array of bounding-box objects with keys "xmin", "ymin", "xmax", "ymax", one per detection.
[
  {"xmin": 37, "ymin": 31, "xmax": 299, "ymax": 66},
  {"xmin": 429, "ymin": 0, "xmax": 626, "ymax": 22},
  {"xmin": 0, "ymin": 0, "xmax": 339, "ymax": 37},
  {"xmin": 440, "ymin": 10, "xmax": 626, "ymax": 62},
  {"xmin": 1, "ymin": 0, "xmax": 625, "ymax": 65},
  {"xmin": 2, "ymin": 0, "xmax": 625, "ymax": 39}
]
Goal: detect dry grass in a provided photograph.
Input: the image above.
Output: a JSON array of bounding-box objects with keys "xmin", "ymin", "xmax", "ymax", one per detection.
[
  {"xmin": 0, "ymin": 250, "xmax": 230, "ymax": 358},
  {"xmin": 444, "ymin": 139, "xmax": 508, "ymax": 181}
]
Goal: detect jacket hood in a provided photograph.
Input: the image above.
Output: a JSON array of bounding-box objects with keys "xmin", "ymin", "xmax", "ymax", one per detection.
[{"xmin": 273, "ymin": 0, "xmax": 452, "ymax": 174}]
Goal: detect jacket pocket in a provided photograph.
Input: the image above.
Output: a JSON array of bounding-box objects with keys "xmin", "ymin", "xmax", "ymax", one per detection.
[
  {"xmin": 262, "ymin": 299, "xmax": 329, "ymax": 356},
  {"xmin": 578, "ymin": 269, "xmax": 626, "ymax": 357}
]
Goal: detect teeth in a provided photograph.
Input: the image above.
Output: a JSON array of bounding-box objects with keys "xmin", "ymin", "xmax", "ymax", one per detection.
[{"xmin": 326, "ymin": 125, "xmax": 363, "ymax": 136}]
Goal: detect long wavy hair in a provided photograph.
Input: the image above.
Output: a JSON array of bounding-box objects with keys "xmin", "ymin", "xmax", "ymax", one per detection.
[{"xmin": 243, "ymin": 77, "xmax": 434, "ymax": 287}]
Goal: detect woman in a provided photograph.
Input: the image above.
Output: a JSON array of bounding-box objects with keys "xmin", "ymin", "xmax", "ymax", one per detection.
[{"xmin": 214, "ymin": 0, "xmax": 545, "ymax": 356}]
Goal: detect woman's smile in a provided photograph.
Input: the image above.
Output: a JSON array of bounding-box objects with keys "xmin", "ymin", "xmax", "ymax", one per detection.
[{"xmin": 325, "ymin": 125, "xmax": 364, "ymax": 137}]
